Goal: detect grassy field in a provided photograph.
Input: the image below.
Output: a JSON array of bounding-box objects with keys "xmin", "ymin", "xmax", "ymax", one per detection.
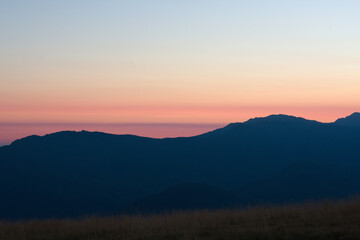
[{"xmin": 1, "ymin": 198, "xmax": 360, "ymax": 240}]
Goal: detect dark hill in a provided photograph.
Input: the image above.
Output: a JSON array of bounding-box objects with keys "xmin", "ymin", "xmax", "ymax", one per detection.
[
  {"xmin": 334, "ymin": 112, "xmax": 360, "ymax": 126},
  {"xmin": 1, "ymin": 113, "xmax": 360, "ymax": 219},
  {"xmin": 238, "ymin": 161, "xmax": 360, "ymax": 205},
  {"xmin": 126, "ymin": 183, "xmax": 243, "ymax": 214}
]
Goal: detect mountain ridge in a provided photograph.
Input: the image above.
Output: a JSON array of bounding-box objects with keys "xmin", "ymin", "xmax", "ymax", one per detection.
[
  {"xmin": 3, "ymin": 112, "xmax": 359, "ymax": 147},
  {"xmin": 1, "ymin": 112, "xmax": 360, "ymax": 219},
  {"xmin": 334, "ymin": 112, "xmax": 360, "ymax": 126}
]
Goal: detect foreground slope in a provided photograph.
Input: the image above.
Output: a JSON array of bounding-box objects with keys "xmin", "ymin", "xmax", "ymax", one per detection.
[
  {"xmin": 2, "ymin": 197, "xmax": 360, "ymax": 240},
  {"xmin": 1, "ymin": 113, "xmax": 360, "ymax": 219}
]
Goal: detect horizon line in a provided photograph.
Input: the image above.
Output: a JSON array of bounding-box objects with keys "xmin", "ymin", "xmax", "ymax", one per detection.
[
  {"xmin": 0, "ymin": 111, "xmax": 358, "ymax": 126},
  {"xmin": 0, "ymin": 112, "xmax": 359, "ymax": 147}
]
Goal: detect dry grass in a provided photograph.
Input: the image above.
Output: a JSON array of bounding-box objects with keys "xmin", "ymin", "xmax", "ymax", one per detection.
[{"xmin": 1, "ymin": 198, "xmax": 360, "ymax": 240}]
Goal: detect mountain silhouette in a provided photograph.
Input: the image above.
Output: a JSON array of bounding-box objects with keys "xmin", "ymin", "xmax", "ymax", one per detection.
[
  {"xmin": 1, "ymin": 113, "xmax": 360, "ymax": 219},
  {"xmin": 334, "ymin": 112, "xmax": 360, "ymax": 126}
]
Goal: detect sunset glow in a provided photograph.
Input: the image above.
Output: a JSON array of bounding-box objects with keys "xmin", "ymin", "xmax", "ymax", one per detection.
[{"xmin": 1, "ymin": 0, "xmax": 360, "ymax": 145}]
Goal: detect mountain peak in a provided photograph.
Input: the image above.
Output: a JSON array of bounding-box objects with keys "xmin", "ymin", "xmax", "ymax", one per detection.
[
  {"xmin": 335, "ymin": 112, "xmax": 360, "ymax": 126},
  {"xmin": 244, "ymin": 114, "xmax": 316, "ymax": 124},
  {"xmin": 216, "ymin": 114, "xmax": 318, "ymax": 134}
]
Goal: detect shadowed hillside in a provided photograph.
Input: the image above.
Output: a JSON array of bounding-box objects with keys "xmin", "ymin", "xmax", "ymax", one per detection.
[
  {"xmin": 126, "ymin": 183, "xmax": 244, "ymax": 214},
  {"xmin": 237, "ymin": 161, "xmax": 360, "ymax": 204},
  {"xmin": 1, "ymin": 113, "xmax": 360, "ymax": 219}
]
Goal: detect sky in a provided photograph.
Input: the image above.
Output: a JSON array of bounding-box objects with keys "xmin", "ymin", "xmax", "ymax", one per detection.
[{"xmin": 1, "ymin": 0, "xmax": 360, "ymax": 145}]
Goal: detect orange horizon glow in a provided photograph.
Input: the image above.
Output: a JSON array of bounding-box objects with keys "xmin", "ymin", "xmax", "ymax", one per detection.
[
  {"xmin": 0, "ymin": 107, "xmax": 358, "ymax": 146},
  {"xmin": 0, "ymin": 104, "xmax": 358, "ymax": 124}
]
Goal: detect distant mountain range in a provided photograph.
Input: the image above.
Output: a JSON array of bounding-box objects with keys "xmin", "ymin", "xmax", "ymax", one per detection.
[{"xmin": 1, "ymin": 113, "xmax": 360, "ymax": 219}]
